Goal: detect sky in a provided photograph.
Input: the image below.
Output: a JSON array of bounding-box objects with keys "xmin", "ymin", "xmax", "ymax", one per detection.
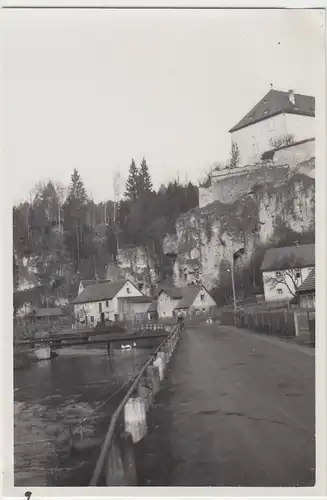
[{"xmin": 3, "ymin": 8, "xmax": 325, "ymax": 204}]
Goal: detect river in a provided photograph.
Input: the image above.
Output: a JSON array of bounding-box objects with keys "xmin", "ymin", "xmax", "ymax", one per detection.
[{"xmin": 14, "ymin": 345, "xmax": 151, "ymax": 487}]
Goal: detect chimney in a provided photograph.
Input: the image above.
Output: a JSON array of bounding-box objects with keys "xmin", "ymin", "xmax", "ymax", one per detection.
[{"xmin": 288, "ymin": 89, "xmax": 295, "ymax": 105}]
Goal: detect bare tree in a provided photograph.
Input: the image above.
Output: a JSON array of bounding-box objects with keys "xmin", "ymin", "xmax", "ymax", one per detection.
[{"xmin": 263, "ymin": 254, "xmax": 304, "ymax": 297}]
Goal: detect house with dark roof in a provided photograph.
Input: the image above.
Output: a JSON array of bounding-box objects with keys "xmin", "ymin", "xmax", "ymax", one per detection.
[
  {"xmin": 296, "ymin": 268, "xmax": 315, "ymax": 309},
  {"xmin": 72, "ymin": 279, "xmax": 144, "ymax": 326},
  {"xmin": 260, "ymin": 244, "xmax": 315, "ymax": 302},
  {"xmin": 157, "ymin": 285, "xmax": 216, "ymax": 318},
  {"xmin": 174, "ymin": 285, "xmax": 216, "ymax": 317},
  {"xmin": 229, "ymin": 88, "xmax": 315, "ymax": 166},
  {"xmin": 157, "ymin": 287, "xmax": 184, "ymax": 318}
]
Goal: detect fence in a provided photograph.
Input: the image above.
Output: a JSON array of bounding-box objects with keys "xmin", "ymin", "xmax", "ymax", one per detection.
[
  {"xmin": 220, "ymin": 309, "xmax": 296, "ymax": 337},
  {"xmin": 88, "ymin": 324, "xmax": 181, "ymax": 486}
]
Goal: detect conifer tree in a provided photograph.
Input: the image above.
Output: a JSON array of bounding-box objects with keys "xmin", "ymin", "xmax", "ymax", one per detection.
[
  {"xmin": 124, "ymin": 159, "xmax": 139, "ymax": 201},
  {"xmin": 139, "ymin": 157, "xmax": 153, "ymax": 194},
  {"xmin": 67, "ymin": 168, "xmax": 87, "ymax": 204}
]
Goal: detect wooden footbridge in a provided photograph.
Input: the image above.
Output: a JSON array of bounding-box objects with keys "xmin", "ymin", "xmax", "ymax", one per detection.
[{"xmin": 15, "ymin": 324, "xmax": 172, "ymax": 351}]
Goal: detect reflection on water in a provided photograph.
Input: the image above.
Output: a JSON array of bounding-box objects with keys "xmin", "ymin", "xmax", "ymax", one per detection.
[{"xmin": 14, "ymin": 346, "xmax": 150, "ymax": 486}]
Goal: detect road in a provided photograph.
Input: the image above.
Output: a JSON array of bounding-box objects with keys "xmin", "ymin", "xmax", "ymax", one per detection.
[{"xmin": 135, "ymin": 323, "xmax": 315, "ymax": 487}]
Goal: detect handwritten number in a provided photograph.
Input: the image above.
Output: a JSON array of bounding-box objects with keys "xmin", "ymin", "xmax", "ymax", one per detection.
[{"xmin": 24, "ymin": 492, "xmax": 32, "ymax": 500}]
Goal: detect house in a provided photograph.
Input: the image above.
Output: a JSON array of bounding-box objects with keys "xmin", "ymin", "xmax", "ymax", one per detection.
[
  {"xmin": 157, "ymin": 285, "xmax": 216, "ymax": 318},
  {"xmin": 72, "ymin": 279, "xmax": 144, "ymax": 326},
  {"xmin": 157, "ymin": 287, "xmax": 184, "ymax": 318},
  {"xmin": 174, "ymin": 285, "xmax": 216, "ymax": 317},
  {"xmin": 229, "ymin": 88, "xmax": 315, "ymax": 166},
  {"xmin": 26, "ymin": 307, "xmax": 64, "ymax": 323},
  {"xmin": 117, "ymin": 295, "xmax": 153, "ymax": 322},
  {"xmin": 296, "ymin": 268, "xmax": 315, "ymax": 309},
  {"xmin": 261, "ymin": 244, "xmax": 315, "ymax": 302}
]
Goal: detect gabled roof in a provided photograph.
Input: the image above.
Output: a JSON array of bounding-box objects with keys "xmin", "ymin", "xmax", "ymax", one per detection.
[
  {"xmin": 260, "ymin": 244, "xmax": 315, "ymax": 272},
  {"xmin": 229, "ymin": 89, "xmax": 315, "ymax": 133},
  {"xmin": 80, "ymin": 279, "xmax": 110, "ymax": 288},
  {"xmin": 118, "ymin": 296, "xmax": 153, "ymax": 304},
  {"xmin": 27, "ymin": 307, "xmax": 63, "ymax": 317},
  {"xmin": 158, "ymin": 287, "xmax": 184, "ymax": 300},
  {"xmin": 73, "ymin": 279, "xmax": 130, "ymax": 304},
  {"xmin": 297, "ymin": 268, "xmax": 315, "ymax": 293},
  {"xmin": 174, "ymin": 286, "xmax": 202, "ymax": 310}
]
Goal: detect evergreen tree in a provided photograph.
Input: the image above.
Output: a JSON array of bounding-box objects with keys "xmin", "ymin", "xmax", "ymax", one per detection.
[
  {"xmin": 66, "ymin": 168, "xmax": 87, "ymax": 204},
  {"xmin": 229, "ymin": 142, "xmax": 240, "ymax": 169},
  {"xmin": 124, "ymin": 159, "xmax": 140, "ymax": 201},
  {"xmin": 139, "ymin": 157, "xmax": 153, "ymax": 194}
]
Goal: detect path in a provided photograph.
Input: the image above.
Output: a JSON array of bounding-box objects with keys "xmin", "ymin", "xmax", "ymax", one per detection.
[{"xmin": 135, "ymin": 324, "xmax": 315, "ymax": 487}]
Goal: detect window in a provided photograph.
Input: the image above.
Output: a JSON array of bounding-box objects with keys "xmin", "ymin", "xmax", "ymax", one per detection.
[
  {"xmin": 295, "ymin": 269, "xmax": 301, "ymax": 279},
  {"xmin": 126, "ymin": 287, "xmax": 130, "ymax": 294},
  {"xmin": 184, "ymin": 273, "xmax": 187, "ymax": 280},
  {"xmin": 277, "ymin": 288, "xmax": 283, "ymax": 295},
  {"xmin": 200, "ymin": 293, "xmax": 205, "ymax": 302},
  {"xmin": 105, "ymin": 300, "xmax": 109, "ymax": 307},
  {"xmin": 99, "ymin": 303, "xmax": 102, "ymax": 312},
  {"xmin": 91, "ymin": 316, "xmax": 94, "ymax": 323},
  {"xmin": 276, "ymin": 271, "xmax": 282, "ymax": 278}
]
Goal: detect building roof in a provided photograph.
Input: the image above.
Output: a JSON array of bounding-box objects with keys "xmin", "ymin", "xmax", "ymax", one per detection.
[
  {"xmin": 73, "ymin": 279, "xmax": 129, "ymax": 304},
  {"xmin": 158, "ymin": 287, "xmax": 184, "ymax": 300},
  {"xmin": 229, "ymin": 89, "xmax": 315, "ymax": 133},
  {"xmin": 260, "ymin": 244, "xmax": 315, "ymax": 272},
  {"xmin": 297, "ymin": 268, "xmax": 315, "ymax": 293},
  {"xmin": 118, "ymin": 296, "xmax": 153, "ymax": 304},
  {"xmin": 80, "ymin": 279, "xmax": 111, "ymax": 288},
  {"xmin": 27, "ymin": 307, "xmax": 63, "ymax": 317},
  {"xmin": 174, "ymin": 286, "xmax": 202, "ymax": 310}
]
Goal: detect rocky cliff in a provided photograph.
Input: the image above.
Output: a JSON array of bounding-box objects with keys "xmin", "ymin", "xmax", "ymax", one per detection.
[{"xmin": 170, "ymin": 160, "xmax": 315, "ymax": 291}]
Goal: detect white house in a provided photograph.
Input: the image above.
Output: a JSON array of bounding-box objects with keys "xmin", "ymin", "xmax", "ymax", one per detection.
[
  {"xmin": 229, "ymin": 88, "xmax": 315, "ymax": 166},
  {"xmin": 72, "ymin": 279, "xmax": 144, "ymax": 326},
  {"xmin": 157, "ymin": 285, "xmax": 216, "ymax": 319},
  {"xmin": 174, "ymin": 285, "xmax": 216, "ymax": 317},
  {"xmin": 157, "ymin": 287, "xmax": 184, "ymax": 318},
  {"xmin": 261, "ymin": 244, "xmax": 315, "ymax": 302}
]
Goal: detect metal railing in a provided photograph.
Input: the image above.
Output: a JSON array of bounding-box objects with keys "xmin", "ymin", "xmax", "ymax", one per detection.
[{"xmin": 89, "ymin": 324, "xmax": 181, "ymax": 486}]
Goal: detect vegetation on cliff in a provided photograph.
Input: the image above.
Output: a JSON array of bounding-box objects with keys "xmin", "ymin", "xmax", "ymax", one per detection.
[{"xmin": 13, "ymin": 160, "xmax": 198, "ymax": 311}]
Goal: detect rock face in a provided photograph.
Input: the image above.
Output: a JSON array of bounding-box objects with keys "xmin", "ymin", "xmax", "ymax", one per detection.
[
  {"xmin": 173, "ymin": 161, "xmax": 315, "ymax": 290},
  {"xmin": 106, "ymin": 245, "xmax": 159, "ymax": 295}
]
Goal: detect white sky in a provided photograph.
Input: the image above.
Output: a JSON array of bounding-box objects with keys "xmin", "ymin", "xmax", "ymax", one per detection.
[{"xmin": 3, "ymin": 8, "xmax": 325, "ymax": 204}]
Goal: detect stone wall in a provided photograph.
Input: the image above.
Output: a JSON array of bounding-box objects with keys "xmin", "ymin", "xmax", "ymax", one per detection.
[
  {"xmin": 198, "ymin": 140, "xmax": 315, "ymax": 209},
  {"xmin": 272, "ymin": 138, "xmax": 315, "ymax": 170}
]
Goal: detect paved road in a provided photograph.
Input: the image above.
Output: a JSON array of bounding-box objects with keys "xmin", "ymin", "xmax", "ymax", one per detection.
[{"xmin": 135, "ymin": 324, "xmax": 315, "ymax": 487}]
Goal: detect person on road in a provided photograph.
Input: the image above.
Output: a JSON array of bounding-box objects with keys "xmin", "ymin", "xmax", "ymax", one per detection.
[{"xmin": 177, "ymin": 314, "xmax": 185, "ymax": 331}]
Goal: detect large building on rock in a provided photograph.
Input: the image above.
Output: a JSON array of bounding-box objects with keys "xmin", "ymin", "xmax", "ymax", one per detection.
[{"xmin": 229, "ymin": 88, "xmax": 315, "ymax": 166}]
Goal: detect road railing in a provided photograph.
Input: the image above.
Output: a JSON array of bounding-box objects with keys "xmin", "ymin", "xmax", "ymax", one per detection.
[{"xmin": 88, "ymin": 323, "xmax": 181, "ymax": 486}]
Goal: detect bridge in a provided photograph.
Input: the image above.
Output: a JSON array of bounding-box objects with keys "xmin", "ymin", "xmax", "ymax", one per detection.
[
  {"xmin": 84, "ymin": 321, "xmax": 315, "ymax": 488},
  {"xmin": 14, "ymin": 324, "xmax": 171, "ymax": 350}
]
